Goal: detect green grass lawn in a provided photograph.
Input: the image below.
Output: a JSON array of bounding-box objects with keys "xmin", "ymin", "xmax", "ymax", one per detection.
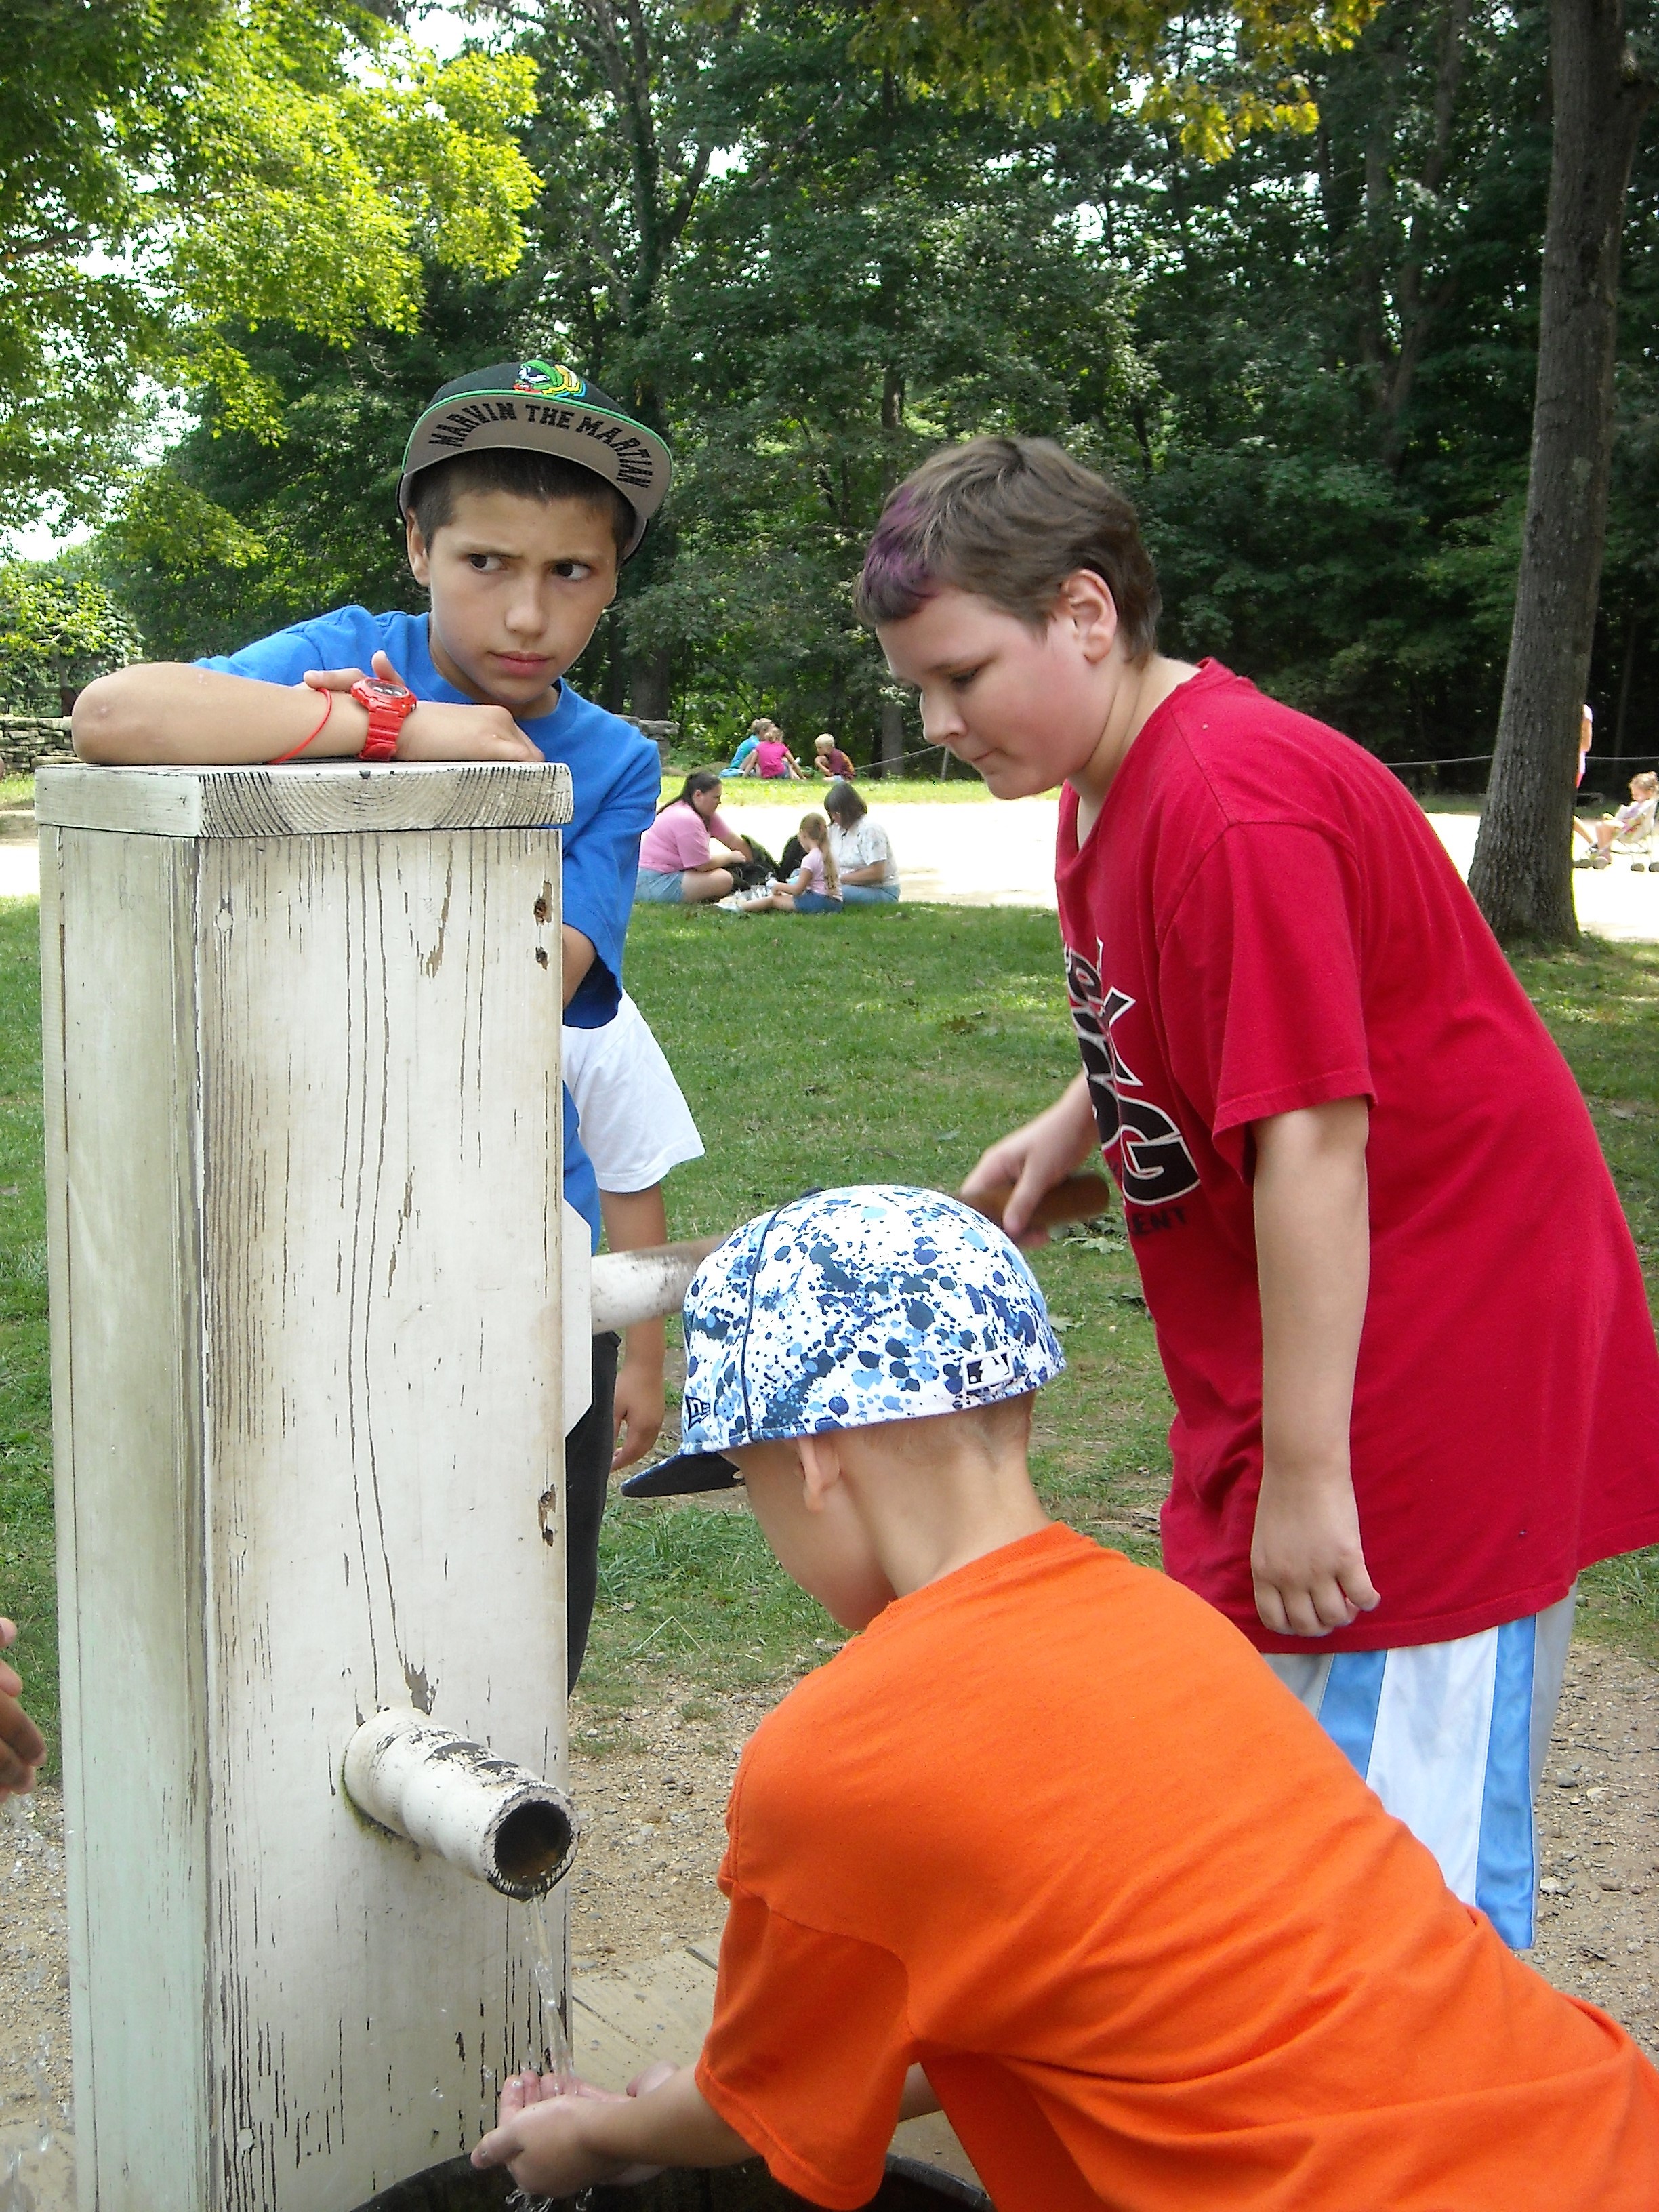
[{"xmin": 3, "ymin": 903, "xmax": 1658, "ymax": 1772}]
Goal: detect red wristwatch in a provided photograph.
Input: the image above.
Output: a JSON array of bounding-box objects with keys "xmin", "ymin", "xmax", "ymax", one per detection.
[{"xmin": 350, "ymin": 674, "xmax": 417, "ymax": 760}]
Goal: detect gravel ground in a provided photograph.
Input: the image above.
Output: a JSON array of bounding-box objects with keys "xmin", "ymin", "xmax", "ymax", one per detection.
[{"xmin": 3, "ymin": 1642, "xmax": 1656, "ymax": 2204}]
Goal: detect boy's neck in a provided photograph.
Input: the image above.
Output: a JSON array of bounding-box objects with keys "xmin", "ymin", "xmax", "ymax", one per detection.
[
  {"xmin": 842, "ymin": 1426, "xmax": 1050, "ymax": 1600},
  {"xmin": 1071, "ymin": 650, "xmax": 1199, "ymax": 842}
]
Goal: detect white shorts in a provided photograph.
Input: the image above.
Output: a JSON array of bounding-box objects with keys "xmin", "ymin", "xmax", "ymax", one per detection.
[{"xmin": 1263, "ymin": 1586, "xmax": 1576, "ymax": 1948}]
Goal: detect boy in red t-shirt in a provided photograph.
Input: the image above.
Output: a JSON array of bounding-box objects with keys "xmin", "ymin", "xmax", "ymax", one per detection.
[
  {"xmin": 858, "ymin": 437, "xmax": 1659, "ymax": 1946},
  {"xmin": 471, "ymin": 1188, "xmax": 1659, "ymax": 2209}
]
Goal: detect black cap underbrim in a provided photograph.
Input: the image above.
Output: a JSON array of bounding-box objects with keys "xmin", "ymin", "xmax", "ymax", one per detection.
[{"xmin": 619, "ymin": 1451, "xmax": 741, "ymax": 1499}]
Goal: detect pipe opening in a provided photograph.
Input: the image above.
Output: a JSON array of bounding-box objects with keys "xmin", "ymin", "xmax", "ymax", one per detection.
[{"xmin": 492, "ymin": 1799, "xmax": 574, "ymax": 1896}]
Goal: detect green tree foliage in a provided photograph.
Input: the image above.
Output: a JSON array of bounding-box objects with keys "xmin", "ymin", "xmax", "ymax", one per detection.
[
  {"xmin": 93, "ymin": 0, "xmax": 1659, "ymax": 783},
  {"xmin": 0, "ymin": 562, "xmax": 144, "ymax": 712},
  {"xmin": 0, "ymin": 0, "xmax": 540, "ymax": 531}
]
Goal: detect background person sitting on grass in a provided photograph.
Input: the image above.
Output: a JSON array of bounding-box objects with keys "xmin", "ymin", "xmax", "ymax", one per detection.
[
  {"xmin": 472, "ymin": 1187, "xmax": 1659, "ymax": 2212},
  {"xmin": 636, "ymin": 770, "xmax": 755, "ymax": 905},
  {"xmin": 753, "ymin": 729, "xmax": 804, "ymax": 779},
  {"xmin": 736, "ymin": 811, "xmax": 841, "ymax": 914},
  {"xmin": 1574, "ymin": 771, "xmax": 1658, "ymax": 868},
  {"xmin": 825, "ymin": 779, "xmax": 900, "ymax": 903},
  {"xmin": 813, "ymin": 731, "xmax": 856, "ymax": 779}
]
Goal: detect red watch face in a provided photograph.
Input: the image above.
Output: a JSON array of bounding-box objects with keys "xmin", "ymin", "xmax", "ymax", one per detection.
[{"xmin": 356, "ymin": 678, "xmax": 411, "ymax": 709}]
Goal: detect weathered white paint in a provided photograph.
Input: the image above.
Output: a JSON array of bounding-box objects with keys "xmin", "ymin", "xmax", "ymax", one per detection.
[
  {"xmin": 342, "ymin": 1711, "xmax": 576, "ymax": 1901},
  {"xmin": 39, "ymin": 761, "xmax": 580, "ymax": 2211}
]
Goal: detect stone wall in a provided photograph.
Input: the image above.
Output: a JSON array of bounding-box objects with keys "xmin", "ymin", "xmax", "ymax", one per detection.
[{"xmin": 0, "ymin": 715, "xmax": 74, "ymax": 776}]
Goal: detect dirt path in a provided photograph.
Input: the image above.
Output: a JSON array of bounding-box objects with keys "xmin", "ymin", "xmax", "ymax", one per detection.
[{"xmin": 3, "ymin": 1643, "xmax": 1656, "ymax": 2203}]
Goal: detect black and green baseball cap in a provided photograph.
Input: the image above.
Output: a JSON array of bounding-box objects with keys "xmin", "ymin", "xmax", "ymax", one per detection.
[{"xmin": 398, "ymin": 359, "xmax": 672, "ymax": 558}]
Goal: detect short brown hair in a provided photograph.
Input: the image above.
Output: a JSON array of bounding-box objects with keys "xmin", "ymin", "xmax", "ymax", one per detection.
[
  {"xmin": 854, "ymin": 436, "xmax": 1161, "ymax": 659},
  {"xmin": 409, "ymin": 447, "xmax": 633, "ymax": 558}
]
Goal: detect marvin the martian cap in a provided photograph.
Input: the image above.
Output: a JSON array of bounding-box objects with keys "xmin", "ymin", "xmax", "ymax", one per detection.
[{"xmin": 398, "ymin": 359, "xmax": 672, "ymax": 558}]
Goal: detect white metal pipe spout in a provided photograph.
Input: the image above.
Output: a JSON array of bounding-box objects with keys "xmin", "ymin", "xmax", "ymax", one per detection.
[
  {"xmin": 343, "ymin": 1710, "xmax": 577, "ymax": 1901},
  {"xmin": 588, "ymin": 1233, "xmax": 724, "ymax": 1334}
]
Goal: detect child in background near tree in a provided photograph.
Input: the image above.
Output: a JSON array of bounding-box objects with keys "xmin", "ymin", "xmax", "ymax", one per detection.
[
  {"xmin": 859, "ymin": 436, "xmax": 1659, "ymax": 1949},
  {"xmin": 753, "ymin": 730, "xmax": 804, "ymax": 780},
  {"xmin": 813, "ymin": 731, "xmax": 857, "ymax": 779},
  {"xmin": 560, "ymin": 991, "xmax": 705, "ymax": 1685},
  {"xmin": 71, "ymin": 356, "xmax": 674, "ymax": 1652},
  {"xmin": 739, "ymin": 811, "xmax": 842, "ymax": 914},
  {"xmin": 1, "ymin": 1617, "xmax": 45, "ymax": 1795},
  {"xmin": 472, "ymin": 1188, "xmax": 1659, "ymax": 2211}
]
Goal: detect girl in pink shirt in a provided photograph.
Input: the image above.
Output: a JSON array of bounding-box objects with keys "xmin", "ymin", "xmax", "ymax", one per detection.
[
  {"xmin": 739, "ymin": 813, "xmax": 842, "ymax": 915},
  {"xmin": 634, "ymin": 771, "xmax": 753, "ymax": 905}
]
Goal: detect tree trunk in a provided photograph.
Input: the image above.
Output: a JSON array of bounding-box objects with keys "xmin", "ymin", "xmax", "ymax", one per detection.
[
  {"xmin": 1468, "ymin": 0, "xmax": 1656, "ymax": 943},
  {"xmin": 880, "ymin": 699, "xmax": 905, "ymax": 778},
  {"xmin": 628, "ymin": 642, "xmax": 673, "ymax": 722}
]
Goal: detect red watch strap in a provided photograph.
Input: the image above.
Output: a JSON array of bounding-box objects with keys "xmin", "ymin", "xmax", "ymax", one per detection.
[{"xmin": 359, "ymin": 709, "xmax": 402, "ymax": 761}]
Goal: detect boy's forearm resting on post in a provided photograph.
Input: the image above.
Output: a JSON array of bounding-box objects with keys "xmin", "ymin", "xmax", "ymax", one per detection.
[
  {"xmin": 960, "ymin": 1074, "xmax": 1099, "ymax": 1241},
  {"xmin": 472, "ymin": 2066, "xmax": 752, "ymax": 2195},
  {"xmin": 72, "ymin": 659, "xmax": 541, "ymax": 766},
  {"xmin": 598, "ymin": 1184, "xmax": 670, "ymax": 1469},
  {"xmin": 1251, "ymin": 1098, "xmax": 1379, "ymax": 1638}
]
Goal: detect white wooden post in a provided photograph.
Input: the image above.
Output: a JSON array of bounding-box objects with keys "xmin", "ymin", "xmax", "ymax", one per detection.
[{"xmin": 37, "ymin": 761, "xmax": 581, "ymax": 2212}]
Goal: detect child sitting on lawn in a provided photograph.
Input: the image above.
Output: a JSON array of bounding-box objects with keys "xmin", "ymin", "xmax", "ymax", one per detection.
[
  {"xmin": 738, "ymin": 811, "xmax": 842, "ymax": 914},
  {"xmin": 71, "ymin": 356, "xmax": 673, "ymax": 1635},
  {"xmin": 858, "ymin": 436, "xmax": 1659, "ymax": 1949},
  {"xmin": 472, "ymin": 1187, "xmax": 1659, "ymax": 2211}
]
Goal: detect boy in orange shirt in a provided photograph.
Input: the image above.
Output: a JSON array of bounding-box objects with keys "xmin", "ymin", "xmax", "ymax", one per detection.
[{"xmin": 472, "ymin": 1186, "xmax": 1659, "ymax": 2211}]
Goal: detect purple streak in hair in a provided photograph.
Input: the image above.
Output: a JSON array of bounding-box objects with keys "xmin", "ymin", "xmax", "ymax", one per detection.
[{"xmin": 858, "ymin": 488, "xmax": 937, "ymax": 621}]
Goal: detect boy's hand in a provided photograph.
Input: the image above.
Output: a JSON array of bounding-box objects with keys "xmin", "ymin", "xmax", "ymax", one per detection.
[
  {"xmin": 0, "ymin": 1618, "xmax": 46, "ymax": 1794},
  {"xmin": 302, "ymin": 650, "xmax": 541, "ymax": 762},
  {"xmin": 472, "ymin": 2070, "xmax": 663, "ymax": 2192},
  {"xmin": 1250, "ymin": 1464, "xmax": 1380, "ymax": 1637},
  {"xmin": 961, "ymin": 1076, "xmax": 1098, "ymax": 1244},
  {"xmin": 611, "ymin": 1349, "xmax": 665, "ymax": 1471}
]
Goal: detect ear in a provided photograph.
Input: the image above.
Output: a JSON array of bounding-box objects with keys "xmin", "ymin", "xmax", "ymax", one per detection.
[
  {"xmin": 405, "ymin": 513, "xmax": 432, "ymax": 588},
  {"xmin": 1052, "ymin": 569, "xmax": 1120, "ymax": 664},
  {"xmin": 795, "ymin": 1432, "xmax": 848, "ymax": 1513}
]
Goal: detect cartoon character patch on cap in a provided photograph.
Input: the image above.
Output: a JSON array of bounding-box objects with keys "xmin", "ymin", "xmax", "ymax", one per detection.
[
  {"xmin": 398, "ymin": 358, "xmax": 671, "ymax": 558},
  {"xmin": 514, "ymin": 359, "xmax": 586, "ymax": 401}
]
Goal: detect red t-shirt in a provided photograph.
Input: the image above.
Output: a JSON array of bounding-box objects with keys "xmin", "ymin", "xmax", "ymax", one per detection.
[
  {"xmin": 697, "ymin": 1528, "xmax": 1659, "ymax": 2211},
  {"xmin": 1055, "ymin": 660, "xmax": 1659, "ymax": 1652}
]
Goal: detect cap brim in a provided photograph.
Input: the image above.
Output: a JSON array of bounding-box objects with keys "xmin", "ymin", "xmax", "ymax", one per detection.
[{"xmin": 619, "ymin": 1451, "xmax": 742, "ymax": 1499}]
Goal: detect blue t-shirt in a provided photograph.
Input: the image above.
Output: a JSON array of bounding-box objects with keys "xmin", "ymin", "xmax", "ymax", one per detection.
[{"xmin": 201, "ymin": 606, "xmax": 661, "ymax": 1249}]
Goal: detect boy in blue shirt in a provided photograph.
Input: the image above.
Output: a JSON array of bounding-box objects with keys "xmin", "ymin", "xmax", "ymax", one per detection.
[{"xmin": 73, "ymin": 358, "xmax": 672, "ymax": 1679}]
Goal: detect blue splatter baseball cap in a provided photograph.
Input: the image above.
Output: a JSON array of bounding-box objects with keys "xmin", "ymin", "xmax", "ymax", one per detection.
[{"xmin": 620, "ymin": 1185, "xmax": 1064, "ymax": 1498}]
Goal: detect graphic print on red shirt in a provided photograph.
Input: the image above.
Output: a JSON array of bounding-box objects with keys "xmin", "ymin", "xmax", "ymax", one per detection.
[{"xmin": 1055, "ymin": 660, "xmax": 1659, "ymax": 1653}]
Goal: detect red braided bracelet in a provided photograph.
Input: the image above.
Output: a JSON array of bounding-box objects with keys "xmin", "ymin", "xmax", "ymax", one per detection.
[{"xmin": 269, "ymin": 688, "xmax": 334, "ymax": 766}]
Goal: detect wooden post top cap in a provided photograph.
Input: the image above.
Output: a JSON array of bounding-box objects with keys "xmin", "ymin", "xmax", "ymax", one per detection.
[{"xmin": 35, "ymin": 759, "xmax": 575, "ymax": 839}]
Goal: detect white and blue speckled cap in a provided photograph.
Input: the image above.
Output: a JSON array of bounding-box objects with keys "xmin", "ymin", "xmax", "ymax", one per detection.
[{"xmin": 620, "ymin": 1184, "xmax": 1065, "ymax": 1498}]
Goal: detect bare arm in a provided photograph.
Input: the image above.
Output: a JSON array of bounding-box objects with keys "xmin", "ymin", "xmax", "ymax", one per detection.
[
  {"xmin": 1250, "ymin": 1098, "xmax": 1380, "ymax": 1637},
  {"xmin": 839, "ymin": 860, "xmax": 888, "ymax": 884},
  {"xmin": 562, "ymin": 930, "xmax": 597, "ymax": 1010},
  {"xmin": 960, "ymin": 1075, "xmax": 1098, "ymax": 1242},
  {"xmin": 73, "ymin": 654, "xmax": 541, "ymax": 766},
  {"xmin": 598, "ymin": 1183, "xmax": 669, "ymax": 1469}
]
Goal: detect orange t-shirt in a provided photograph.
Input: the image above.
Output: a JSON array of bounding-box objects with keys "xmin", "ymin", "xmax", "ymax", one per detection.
[{"xmin": 695, "ymin": 1525, "xmax": 1659, "ymax": 2211}]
